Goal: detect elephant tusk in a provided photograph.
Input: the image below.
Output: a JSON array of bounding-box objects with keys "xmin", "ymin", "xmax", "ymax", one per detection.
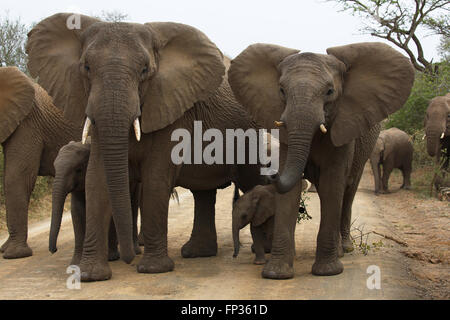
[
  {"xmin": 134, "ymin": 118, "xmax": 141, "ymax": 142},
  {"xmin": 422, "ymin": 134, "xmax": 426, "ymax": 140},
  {"xmin": 82, "ymin": 118, "xmax": 91, "ymax": 145},
  {"xmin": 441, "ymin": 132, "xmax": 445, "ymax": 139},
  {"xmin": 274, "ymin": 121, "xmax": 285, "ymax": 128},
  {"xmin": 320, "ymin": 124, "xmax": 327, "ymax": 134}
]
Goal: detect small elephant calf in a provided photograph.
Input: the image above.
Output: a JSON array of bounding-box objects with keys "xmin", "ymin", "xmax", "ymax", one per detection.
[
  {"xmin": 232, "ymin": 185, "xmax": 276, "ymax": 265},
  {"xmin": 50, "ymin": 140, "xmax": 142, "ymax": 265},
  {"xmin": 370, "ymin": 127, "xmax": 413, "ymax": 194}
]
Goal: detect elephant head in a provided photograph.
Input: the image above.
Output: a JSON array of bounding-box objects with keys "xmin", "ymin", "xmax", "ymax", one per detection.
[
  {"xmin": 232, "ymin": 185, "xmax": 275, "ymax": 258},
  {"xmin": 229, "ymin": 42, "xmax": 414, "ymax": 193},
  {"xmin": 424, "ymin": 93, "xmax": 450, "ymax": 158},
  {"xmin": 0, "ymin": 67, "xmax": 36, "ymax": 144},
  {"xmin": 27, "ymin": 13, "xmax": 225, "ymax": 263},
  {"xmin": 50, "ymin": 140, "xmax": 90, "ymax": 254}
]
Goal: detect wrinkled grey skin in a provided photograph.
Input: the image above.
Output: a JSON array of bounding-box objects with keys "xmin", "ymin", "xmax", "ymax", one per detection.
[
  {"xmin": 369, "ymin": 128, "xmax": 413, "ymax": 194},
  {"xmin": 27, "ymin": 14, "xmax": 265, "ymax": 282},
  {"xmin": 232, "ymin": 185, "xmax": 275, "ymax": 265},
  {"xmin": 228, "ymin": 43, "xmax": 414, "ymax": 278},
  {"xmin": 50, "ymin": 140, "xmax": 142, "ymax": 265}
]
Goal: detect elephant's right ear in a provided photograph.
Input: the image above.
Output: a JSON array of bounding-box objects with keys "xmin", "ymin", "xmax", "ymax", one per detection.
[
  {"xmin": 26, "ymin": 13, "xmax": 101, "ymax": 127},
  {"xmin": 228, "ymin": 44, "xmax": 299, "ymax": 140},
  {"xmin": 141, "ymin": 22, "xmax": 225, "ymax": 133},
  {"xmin": 252, "ymin": 185, "xmax": 276, "ymax": 227},
  {"xmin": 0, "ymin": 67, "xmax": 35, "ymax": 143}
]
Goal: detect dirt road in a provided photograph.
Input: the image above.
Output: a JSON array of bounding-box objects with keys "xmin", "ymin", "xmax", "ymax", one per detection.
[{"xmin": 0, "ymin": 167, "xmax": 443, "ymax": 300}]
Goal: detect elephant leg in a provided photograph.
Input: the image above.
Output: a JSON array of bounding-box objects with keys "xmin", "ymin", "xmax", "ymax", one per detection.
[
  {"xmin": 381, "ymin": 163, "xmax": 393, "ymax": 193},
  {"xmin": 340, "ymin": 169, "xmax": 365, "ymax": 254},
  {"xmin": 69, "ymin": 191, "xmax": 86, "ymax": 265},
  {"xmin": 136, "ymin": 175, "xmax": 174, "ymax": 274},
  {"xmin": 130, "ymin": 182, "xmax": 142, "ymax": 254},
  {"xmin": 79, "ymin": 147, "xmax": 113, "ymax": 282},
  {"xmin": 401, "ymin": 163, "xmax": 412, "ymax": 190},
  {"xmin": 181, "ymin": 189, "xmax": 218, "ymax": 258},
  {"xmin": 262, "ymin": 181, "xmax": 301, "ymax": 279},
  {"xmin": 1, "ymin": 150, "xmax": 40, "ymax": 259},
  {"xmin": 250, "ymin": 225, "xmax": 266, "ymax": 265},
  {"xmin": 108, "ymin": 218, "xmax": 120, "ymax": 261},
  {"xmin": 312, "ymin": 166, "xmax": 345, "ymax": 276}
]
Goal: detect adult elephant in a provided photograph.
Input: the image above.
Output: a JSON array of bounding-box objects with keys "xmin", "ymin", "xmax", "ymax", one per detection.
[
  {"xmin": 228, "ymin": 42, "xmax": 414, "ymax": 278},
  {"xmin": 424, "ymin": 93, "xmax": 450, "ymax": 169},
  {"xmin": 27, "ymin": 13, "xmax": 265, "ymax": 281},
  {"xmin": 369, "ymin": 127, "xmax": 413, "ymax": 194},
  {"xmin": 0, "ymin": 67, "xmax": 80, "ymax": 259}
]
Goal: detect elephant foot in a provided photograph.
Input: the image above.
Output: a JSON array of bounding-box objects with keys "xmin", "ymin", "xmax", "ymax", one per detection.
[
  {"xmin": 342, "ymin": 238, "xmax": 354, "ymax": 253},
  {"xmin": 134, "ymin": 243, "xmax": 142, "ymax": 255},
  {"xmin": 136, "ymin": 255, "xmax": 174, "ymax": 274},
  {"xmin": 80, "ymin": 261, "xmax": 112, "ymax": 282},
  {"xmin": 2, "ymin": 242, "xmax": 32, "ymax": 259},
  {"xmin": 181, "ymin": 238, "xmax": 217, "ymax": 258},
  {"xmin": 262, "ymin": 259, "xmax": 294, "ymax": 279},
  {"xmin": 312, "ymin": 258, "xmax": 344, "ymax": 276},
  {"xmin": 401, "ymin": 185, "xmax": 411, "ymax": 190},
  {"xmin": 253, "ymin": 257, "xmax": 266, "ymax": 265}
]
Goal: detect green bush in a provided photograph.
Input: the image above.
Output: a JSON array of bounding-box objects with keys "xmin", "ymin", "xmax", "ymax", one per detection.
[{"xmin": 385, "ymin": 61, "xmax": 450, "ymax": 135}]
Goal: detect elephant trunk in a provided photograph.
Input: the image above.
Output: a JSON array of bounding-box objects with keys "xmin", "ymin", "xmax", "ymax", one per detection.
[
  {"xmin": 273, "ymin": 99, "xmax": 320, "ymax": 194},
  {"xmin": 426, "ymin": 132, "xmax": 441, "ymax": 158},
  {"xmin": 97, "ymin": 118, "xmax": 135, "ymax": 264},
  {"xmin": 49, "ymin": 176, "xmax": 69, "ymax": 253},
  {"xmin": 232, "ymin": 214, "xmax": 241, "ymax": 258}
]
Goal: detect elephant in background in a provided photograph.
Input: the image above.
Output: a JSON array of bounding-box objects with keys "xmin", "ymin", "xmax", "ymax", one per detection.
[
  {"xmin": 424, "ymin": 93, "xmax": 450, "ymax": 169},
  {"xmin": 232, "ymin": 184, "xmax": 276, "ymax": 265},
  {"xmin": 369, "ymin": 127, "xmax": 413, "ymax": 194},
  {"xmin": 229, "ymin": 42, "xmax": 414, "ymax": 278},
  {"xmin": 50, "ymin": 140, "xmax": 142, "ymax": 265},
  {"xmin": 0, "ymin": 67, "xmax": 81, "ymax": 259},
  {"xmin": 27, "ymin": 13, "xmax": 265, "ymax": 281}
]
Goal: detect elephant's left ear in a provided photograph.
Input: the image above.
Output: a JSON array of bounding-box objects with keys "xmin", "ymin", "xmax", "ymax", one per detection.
[
  {"xmin": 141, "ymin": 22, "xmax": 225, "ymax": 133},
  {"xmin": 0, "ymin": 67, "xmax": 35, "ymax": 143},
  {"xmin": 327, "ymin": 42, "xmax": 415, "ymax": 147}
]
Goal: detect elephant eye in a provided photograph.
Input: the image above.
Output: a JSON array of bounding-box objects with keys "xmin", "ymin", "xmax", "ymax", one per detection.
[
  {"xmin": 142, "ymin": 66, "xmax": 149, "ymax": 75},
  {"xmin": 84, "ymin": 64, "xmax": 90, "ymax": 72},
  {"xmin": 326, "ymin": 88, "xmax": 335, "ymax": 96}
]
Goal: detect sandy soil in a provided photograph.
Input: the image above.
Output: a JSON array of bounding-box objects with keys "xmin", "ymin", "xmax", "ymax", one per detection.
[{"xmin": 0, "ymin": 165, "xmax": 447, "ymax": 300}]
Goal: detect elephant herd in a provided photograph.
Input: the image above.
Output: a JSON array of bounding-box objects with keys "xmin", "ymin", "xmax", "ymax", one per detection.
[
  {"xmin": 1, "ymin": 12, "xmax": 428, "ymax": 285},
  {"xmin": 368, "ymin": 93, "xmax": 450, "ymax": 195}
]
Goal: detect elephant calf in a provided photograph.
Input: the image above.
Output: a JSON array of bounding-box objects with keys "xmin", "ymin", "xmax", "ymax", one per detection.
[
  {"xmin": 50, "ymin": 140, "xmax": 142, "ymax": 265},
  {"xmin": 370, "ymin": 127, "xmax": 413, "ymax": 194},
  {"xmin": 0, "ymin": 67, "xmax": 80, "ymax": 259},
  {"xmin": 232, "ymin": 185, "xmax": 276, "ymax": 265}
]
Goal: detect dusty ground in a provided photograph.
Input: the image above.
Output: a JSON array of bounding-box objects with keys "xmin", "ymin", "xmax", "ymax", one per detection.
[{"xmin": 0, "ymin": 165, "xmax": 448, "ymax": 300}]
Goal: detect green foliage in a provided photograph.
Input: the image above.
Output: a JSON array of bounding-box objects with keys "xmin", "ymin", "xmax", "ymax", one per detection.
[
  {"xmin": 0, "ymin": 13, "xmax": 28, "ymax": 73},
  {"xmin": 297, "ymin": 188, "xmax": 312, "ymax": 223},
  {"xmin": 385, "ymin": 60, "xmax": 450, "ymax": 135}
]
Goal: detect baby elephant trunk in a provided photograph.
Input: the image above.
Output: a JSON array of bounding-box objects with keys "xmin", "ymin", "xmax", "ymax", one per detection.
[{"xmin": 232, "ymin": 213, "xmax": 242, "ymax": 258}]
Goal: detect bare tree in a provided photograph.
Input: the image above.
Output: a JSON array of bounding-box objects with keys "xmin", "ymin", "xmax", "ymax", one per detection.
[
  {"xmin": 330, "ymin": 0, "xmax": 450, "ymax": 73},
  {"xmin": 0, "ymin": 14, "xmax": 28, "ymax": 72},
  {"xmin": 99, "ymin": 10, "xmax": 129, "ymax": 23}
]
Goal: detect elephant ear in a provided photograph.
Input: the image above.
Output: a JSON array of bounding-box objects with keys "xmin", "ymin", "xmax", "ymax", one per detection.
[
  {"xmin": 252, "ymin": 185, "xmax": 275, "ymax": 227},
  {"xmin": 142, "ymin": 22, "xmax": 225, "ymax": 133},
  {"xmin": 228, "ymin": 44, "xmax": 300, "ymax": 144},
  {"xmin": 26, "ymin": 13, "xmax": 101, "ymax": 127},
  {"xmin": 327, "ymin": 42, "xmax": 415, "ymax": 147},
  {"xmin": 0, "ymin": 67, "xmax": 35, "ymax": 143}
]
